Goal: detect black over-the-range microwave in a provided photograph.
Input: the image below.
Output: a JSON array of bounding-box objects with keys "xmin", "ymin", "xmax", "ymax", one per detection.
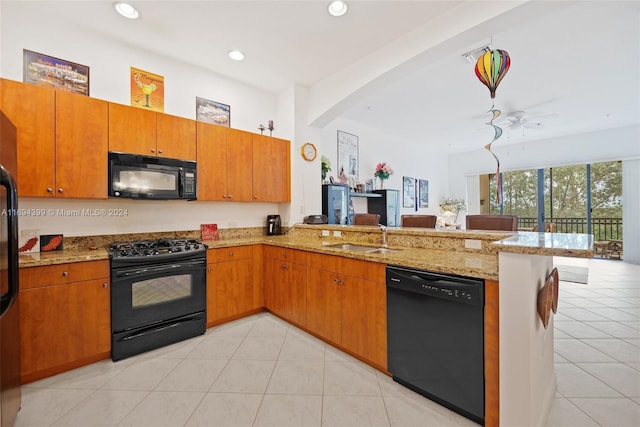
[{"xmin": 108, "ymin": 152, "xmax": 197, "ymax": 200}]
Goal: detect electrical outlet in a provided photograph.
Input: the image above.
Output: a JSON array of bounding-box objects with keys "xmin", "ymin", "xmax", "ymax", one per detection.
[
  {"xmin": 333, "ymin": 230, "xmax": 342, "ymax": 238},
  {"xmin": 465, "ymin": 239, "xmax": 482, "ymax": 250},
  {"xmin": 321, "ymin": 230, "xmax": 330, "ymax": 237}
]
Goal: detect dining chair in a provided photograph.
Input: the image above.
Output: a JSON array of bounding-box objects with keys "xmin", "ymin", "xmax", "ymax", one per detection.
[
  {"xmin": 401, "ymin": 214, "xmax": 437, "ymax": 228},
  {"xmin": 532, "ymin": 223, "xmax": 556, "ymax": 232},
  {"xmin": 353, "ymin": 213, "xmax": 381, "ymax": 225},
  {"xmin": 465, "ymin": 214, "xmax": 518, "ymax": 231}
]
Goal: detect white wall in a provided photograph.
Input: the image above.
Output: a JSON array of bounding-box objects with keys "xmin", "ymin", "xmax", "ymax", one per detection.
[
  {"xmin": 1, "ymin": 2, "xmax": 288, "ymax": 236},
  {"xmin": 622, "ymin": 159, "xmax": 640, "ymax": 264},
  {"xmin": 321, "ymin": 116, "xmax": 449, "ymax": 218}
]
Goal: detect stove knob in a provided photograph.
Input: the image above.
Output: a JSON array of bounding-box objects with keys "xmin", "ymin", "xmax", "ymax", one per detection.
[
  {"xmin": 185, "ymin": 244, "xmax": 191, "ymax": 250},
  {"xmin": 121, "ymin": 250, "xmax": 128, "ymax": 256},
  {"xmin": 194, "ymin": 243, "xmax": 200, "ymax": 249},
  {"xmin": 132, "ymin": 249, "xmax": 139, "ymax": 256},
  {"xmin": 145, "ymin": 249, "xmax": 153, "ymax": 256}
]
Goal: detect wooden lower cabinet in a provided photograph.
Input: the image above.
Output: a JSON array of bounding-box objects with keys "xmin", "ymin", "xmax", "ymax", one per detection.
[
  {"xmin": 263, "ymin": 246, "xmax": 308, "ymax": 327},
  {"xmin": 306, "ymin": 253, "xmax": 387, "ymax": 369},
  {"xmin": 206, "ymin": 245, "xmax": 262, "ymax": 326},
  {"xmin": 19, "ymin": 260, "xmax": 110, "ymax": 384}
]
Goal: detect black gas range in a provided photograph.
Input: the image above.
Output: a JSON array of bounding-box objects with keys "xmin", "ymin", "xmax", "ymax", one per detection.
[
  {"xmin": 109, "ymin": 238, "xmax": 206, "ymax": 266},
  {"xmin": 109, "ymin": 238, "xmax": 207, "ymax": 361}
]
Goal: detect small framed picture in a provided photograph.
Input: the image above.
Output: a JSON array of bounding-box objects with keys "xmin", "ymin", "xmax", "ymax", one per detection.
[
  {"xmin": 40, "ymin": 234, "xmax": 64, "ymax": 252},
  {"xmin": 419, "ymin": 179, "xmax": 429, "ymax": 208},
  {"xmin": 196, "ymin": 97, "xmax": 230, "ymax": 127},
  {"xmin": 23, "ymin": 49, "xmax": 90, "ymax": 96},
  {"xmin": 403, "ymin": 176, "xmax": 416, "ymax": 209}
]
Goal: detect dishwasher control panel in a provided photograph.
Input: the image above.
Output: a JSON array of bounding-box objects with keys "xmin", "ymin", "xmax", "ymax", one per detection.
[{"xmin": 387, "ymin": 266, "xmax": 484, "ymax": 307}]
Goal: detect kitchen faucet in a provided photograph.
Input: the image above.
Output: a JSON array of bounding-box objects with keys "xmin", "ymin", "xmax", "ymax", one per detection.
[{"xmin": 379, "ymin": 224, "xmax": 388, "ymax": 248}]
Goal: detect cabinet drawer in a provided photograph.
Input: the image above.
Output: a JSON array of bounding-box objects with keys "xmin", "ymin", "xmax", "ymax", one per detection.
[
  {"xmin": 263, "ymin": 246, "xmax": 308, "ymax": 265},
  {"xmin": 207, "ymin": 245, "xmax": 253, "ymax": 263},
  {"xmin": 20, "ymin": 260, "xmax": 110, "ymax": 290},
  {"xmin": 307, "ymin": 252, "xmax": 385, "ymax": 283}
]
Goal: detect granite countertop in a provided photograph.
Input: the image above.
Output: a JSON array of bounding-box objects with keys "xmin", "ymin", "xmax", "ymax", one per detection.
[
  {"xmin": 18, "ymin": 247, "xmax": 110, "ymax": 268},
  {"xmin": 17, "ymin": 227, "xmax": 593, "ymax": 281},
  {"xmin": 205, "ymin": 235, "xmax": 500, "ymax": 280},
  {"xmin": 491, "ymin": 231, "xmax": 594, "ymax": 258}
]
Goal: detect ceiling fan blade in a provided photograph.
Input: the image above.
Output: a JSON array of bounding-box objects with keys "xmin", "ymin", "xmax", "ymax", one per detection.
[
  {"xmin": 523, "ymin": 112, "xmax": 559, "ymax": 121},
  {"xmin": 523, "ymin": 122, "xmax": 544, "ymax": 129}
]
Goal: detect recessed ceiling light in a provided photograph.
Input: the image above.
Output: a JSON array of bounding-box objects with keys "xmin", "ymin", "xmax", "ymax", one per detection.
[
  {"xmin": 113, "ymin": 2, "xmax": 139, "ymax": 19},
  {"xmin": 228, "ymin": 50, "xmax": 245, "ymax": 61},
  {"xmin": 328, "ymin": 1, "xmax": 348, "ymax": 17}
]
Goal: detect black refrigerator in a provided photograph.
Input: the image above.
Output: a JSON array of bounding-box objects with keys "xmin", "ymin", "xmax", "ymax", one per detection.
[{"xmin": 0, "ymin": 111, "xmax": 21, "ymax": 427}]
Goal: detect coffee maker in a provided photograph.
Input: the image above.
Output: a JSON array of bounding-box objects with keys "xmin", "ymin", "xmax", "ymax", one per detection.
[{"xmin": 266, "ymin": 215, "xmax": 282, "ymax": 235}]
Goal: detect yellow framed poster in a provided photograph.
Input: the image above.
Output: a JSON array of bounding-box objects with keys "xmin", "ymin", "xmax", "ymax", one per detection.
[{"xmin": 130, "ymin": 67, "xmax": 164, "ymax": 112}]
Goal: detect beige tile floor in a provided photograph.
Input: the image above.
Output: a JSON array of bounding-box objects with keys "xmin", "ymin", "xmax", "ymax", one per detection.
[{"xmin": 15, "ymin": 257, "xmax": 640, "ymax": 427}]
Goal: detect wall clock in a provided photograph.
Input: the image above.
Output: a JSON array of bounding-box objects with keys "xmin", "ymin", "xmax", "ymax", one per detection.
[{"xmin": 301, "ymin": 142, "xmax": 317, "ymax": 161}]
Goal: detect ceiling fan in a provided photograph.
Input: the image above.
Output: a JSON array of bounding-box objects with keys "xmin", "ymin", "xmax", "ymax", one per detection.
[{"xmin": 498, "ymin": 110, "xmax": 557, "ymax": 130}]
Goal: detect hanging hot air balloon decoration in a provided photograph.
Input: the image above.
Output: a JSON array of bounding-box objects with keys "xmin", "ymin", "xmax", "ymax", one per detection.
[{"xmin": 474, "ymin": 49, "xmax": 511, "ymax": 205}]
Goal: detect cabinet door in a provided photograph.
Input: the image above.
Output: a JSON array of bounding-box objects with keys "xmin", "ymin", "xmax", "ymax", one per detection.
[
  {"xmin": 306, "ymin": 268, "xmax": 341, "ymax": 344},
  {"xmin": 108, "ymin": 103, "xmax": 156, "ymax": 156},
  {"xmin": 55, "ymin": 91, "xmax": 108, "ymax": 198},
  {"xmin": 0, "ymin": 79, "xmax": 55, "ymax": 197},
  {"xmin": 19, "ymin": 279, "xmax": 110, "ymax": 382},
  {"xmin": 225, "ymin": 128, "xmax": 253, "ymax": 201},
  {"xmin": 252, "ymin": 135, "xmax": 290, "ymax": 202},
  {"xmin": 287, "ymin": 263, "xmax": 307, "ymax": 327},
  {"xmin": 157, "ymin": 113, "xmax": 196, "ymax": 161},
  {"xmin": 263, "ymin": 258, "xmax": 288, "ymax": 318},
  {"xmin": 196, "ymin": 122, "xmax": 227, "ymax": 201},
  {"xmin": 207, "ymin": 258, "xmax": 254, "ymax": 324},
  {"xmin": 341, "ymin": 277, "xmax": 387, "ymax": 368}
]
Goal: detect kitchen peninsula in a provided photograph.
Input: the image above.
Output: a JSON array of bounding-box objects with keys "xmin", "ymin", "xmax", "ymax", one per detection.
[{"xmin": 18, "ymin": 225, "xmax": 593, "ymax": 427}]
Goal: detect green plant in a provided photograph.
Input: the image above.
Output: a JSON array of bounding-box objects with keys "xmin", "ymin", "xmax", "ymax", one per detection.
[
  {"xmin": 321, "ymin": 155, "xmax": 331, "ymax": 179},
  {"xmin": 439, "ymin": 197, "xmax": 466, "ymax": 214}
]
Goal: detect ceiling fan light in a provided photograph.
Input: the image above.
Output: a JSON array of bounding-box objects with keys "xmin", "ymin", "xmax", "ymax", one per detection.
[
  {"xmin": 113, "ymin": 2, "xmax": 139, "ymax": 19},
  {"xmin": 328, "ymin": 1, "xmax": 348, "ymax": 17}
]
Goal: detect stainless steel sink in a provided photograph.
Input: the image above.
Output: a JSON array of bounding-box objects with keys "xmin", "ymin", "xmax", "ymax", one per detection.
[
  {"xmin": 324, "ymin": 243, "xmax": 399, "ymax": 254},
  {"xmin": 368, "ymin": 248, "xmax": 398, "ymax": 254}
]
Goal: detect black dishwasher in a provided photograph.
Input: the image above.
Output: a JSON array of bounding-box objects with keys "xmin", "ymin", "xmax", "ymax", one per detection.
[{"xmin": 386, "ymin": 266, "xmax": 485, "ymax": 425}]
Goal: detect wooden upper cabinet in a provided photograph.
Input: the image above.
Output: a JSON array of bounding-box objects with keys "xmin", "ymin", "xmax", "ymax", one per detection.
[
  {"xmin": 252, "ymin": 135, "xmax": 290, "ymax": 202},
  {"xmin": 108, "ymin": 103, "xmax": 156, "ymax": 156},
  {"xmin": 156, "ymin": 113, "xmax": 196, "ymax": 161},
  {"xmin": 109, "ymin": 103, "xmax": 196, "ymax": 161},
  {"xmin": 196, "ymin": 122, "xmax": 227, "ymax": 201},
  {"xmin": 0, "ymin": 79, "xmax": 55, "ymax": 197},
  {"xmin": 225, "ymin": 128, "xmax": 253, "ymax": 202},
  {"xmin": 55, "ymin": 90, "xmax": 108, "ymax": 198}
]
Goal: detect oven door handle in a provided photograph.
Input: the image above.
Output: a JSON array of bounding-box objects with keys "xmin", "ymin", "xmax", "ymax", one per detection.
[{"xmin": 113, "ymin": 260, "xmax": 204, "ymax": 280}]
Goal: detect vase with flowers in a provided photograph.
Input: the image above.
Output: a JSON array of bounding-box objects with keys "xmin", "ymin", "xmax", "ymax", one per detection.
[
  {"xmin": 321, "ymin": 155, "xmax": 331, "ymax": 182},
  {"xmin": 374, "ymin": 162, "xmax": 393, "ymax": 189}
]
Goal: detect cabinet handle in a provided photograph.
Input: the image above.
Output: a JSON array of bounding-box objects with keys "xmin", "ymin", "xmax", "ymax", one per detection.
[
  {"xmin": 158, "ymin": 149, "xmax": 163, "ymax": 154},
  {"xmin": 207, "ymin": 268, "xmax": 212, "ymax": 272},
  {"xmin": 228, "ymin": 195, "xmax": 233, "ymax": 199},
  {"xmin": 151, "ymin": 149, "xmax": 156, "ymax": 153},
  {"xmin": 58, "ymin": 188, "xmax": 64, "ymax": 193},
  {"xmin": 281, "ymin": 265, "xmax": 288, "ymax": 270},
  {"xmin": 254, "ymin": 196, "xmax": 258, "ymax": 200},
  {"xmin": 103, "ymin": 283, "xmax": 108, "ymax": 288},
  {"xmin": 46, "ymin": 187, "xmax": 53, "ymax": 192},
  {"xmin": 281, "ymin": 252, "xmax": 287, "ymax": 258},
  {"xmin": 62, "ymin": 272, "xmax": 69, "ymax": 277},
  {"xmin": 228, "ymin": 252, "xmax": 234, "ymax": 257}
]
